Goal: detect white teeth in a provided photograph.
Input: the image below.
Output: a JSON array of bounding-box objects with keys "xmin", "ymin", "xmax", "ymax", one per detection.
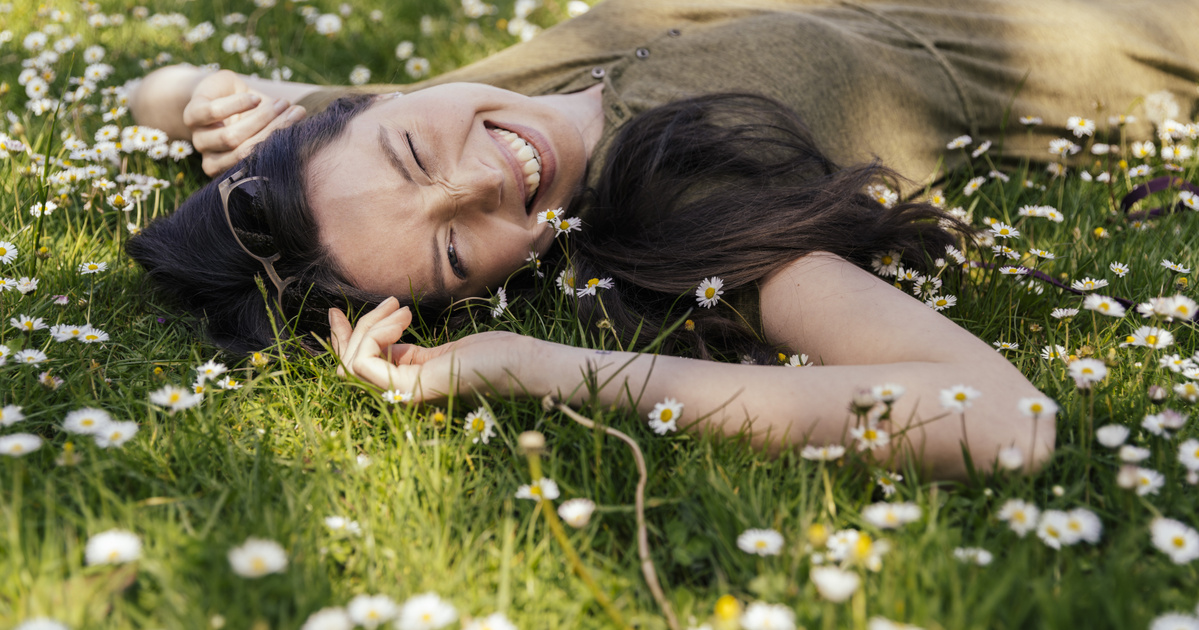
[{"xmin": 491, "ymin": 127, "xmax": 542, "ymax": 204}]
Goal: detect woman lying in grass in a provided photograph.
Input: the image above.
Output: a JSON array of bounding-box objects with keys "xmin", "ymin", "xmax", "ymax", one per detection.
[{"xmin": 126, "ymin": 0, "xmax": 1199, "ymax": 478}]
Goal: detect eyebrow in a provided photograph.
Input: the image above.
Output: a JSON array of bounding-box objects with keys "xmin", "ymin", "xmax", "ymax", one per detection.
[{"xmin": 377, "ymin": 125, "xmax": 413, "ymax": 183}]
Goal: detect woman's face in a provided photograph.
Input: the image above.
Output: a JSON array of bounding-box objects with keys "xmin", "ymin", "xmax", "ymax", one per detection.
[{"xmin": 307, "ymin": 83, "xmax": 590, "ymax": 300}]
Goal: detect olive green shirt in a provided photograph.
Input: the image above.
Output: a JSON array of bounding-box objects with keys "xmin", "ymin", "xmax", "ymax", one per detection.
[{"xmin": 298, "ymin": 0, "xmax": 1199, "ymax": 194}]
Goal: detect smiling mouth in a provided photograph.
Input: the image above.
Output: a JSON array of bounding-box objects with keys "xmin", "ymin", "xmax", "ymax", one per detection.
[{"xmin": 485, "ymin": 123, "xmax": 542, "ymax": 212}]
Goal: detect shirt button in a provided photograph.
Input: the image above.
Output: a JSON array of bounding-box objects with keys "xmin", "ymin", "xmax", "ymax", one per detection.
[
  {"xmin": 667, "ymin": 28, "xmax": 681, "ymax": 37},
  {"xmin": 635, "ymin": 47, "xmax": 650, "ymax": 59},
  {"xmin": 591, "ymin": 66, "xmax": 606, "ymax": 79}
]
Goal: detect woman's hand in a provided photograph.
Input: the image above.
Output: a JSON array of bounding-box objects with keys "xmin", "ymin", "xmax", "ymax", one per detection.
[
  {"xmin": 182, "ymin": 70, "xmax": 306, "ymax": 177},
  {"xmin": 328, "ymin": 297, "xmax": 543, "ymax": 403}
]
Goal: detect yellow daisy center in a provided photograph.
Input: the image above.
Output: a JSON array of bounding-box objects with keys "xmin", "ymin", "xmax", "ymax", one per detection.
[
  {"xmin": 954, "ymin": 392, "xmax": 967, "ymax": 402},
  {"xmin": 472, "ymin": 418, "xmax": 485, "ymax": 432},
  {"xmin": 1173, "ymin": 536, "xmax": 1186, "ymax": 548},
  {"xmin": 11, "ymin": 445, "xmax": 23, "ymax": 453},
  {"xmin": 530, "ymin": 486, "xmax": 542, "ymax": 496},
  {"xmin": 587, "ymin": 278, "xmax": 599, "ymax": 287},
  {"xmin": 1046, "ymin": 526, "xmax": 1060, "ymax": 539},
  {"xmin": 251, "ymin": 557, "xmax": 266, "ymax": 572},
  {"xmin": 168, "ymin": 392, "xmax": 181, "ymax": 404},
  {"xmin": 109, "ymin": 550, "xmax": 119, "ymax": 561},
  {"xmin": 1146, "ymin": 335, "xmax": 1158, "ymax": 345},
  {"xmin": 863, "ymin": 429, "xmax": 877, "ymax": 440},
  {"xmin": 755, "ymin": 540, "xmax": 767, "ymax": 549},
  {"xmin": 1014, "ymin": 512, "xmax": 1026, "ymax": 524},
  {"xmin": 659, "ymin": 409, "xmax": 673, "ymax": 422}
]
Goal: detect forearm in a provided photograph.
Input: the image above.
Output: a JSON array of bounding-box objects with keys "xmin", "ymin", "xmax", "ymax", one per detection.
[{"xmin": 529, "ymin": 342, "xmax": 1053, "ymax": 479}]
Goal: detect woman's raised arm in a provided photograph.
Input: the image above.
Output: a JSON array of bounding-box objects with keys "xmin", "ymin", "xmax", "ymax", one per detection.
[{"xmin": 329, "ymin": 253, "xmax": 1054, "ymax": 479}]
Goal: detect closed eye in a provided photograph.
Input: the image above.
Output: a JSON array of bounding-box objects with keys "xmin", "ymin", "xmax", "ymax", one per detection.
[{"xmin": 406, "ymin": 131, "xmax": 426, "ymax": 174}]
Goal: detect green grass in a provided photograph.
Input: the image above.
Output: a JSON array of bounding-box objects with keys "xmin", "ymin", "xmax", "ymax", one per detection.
[{"xmin": 2, "ymin": 1, "xmax": 1199, "ymax": 629}]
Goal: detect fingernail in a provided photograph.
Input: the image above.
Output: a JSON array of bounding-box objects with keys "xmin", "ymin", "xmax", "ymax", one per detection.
[
  {"xmin": 248, "ymin": 94, "xmax": 261, "ymax": 105},
  {"xmin": 285, "ymin": 106, "xmax": 305, "ymax": 123},
  {"xmin": 273, "ymin": 99, "xmax": 289, "ymax": 114}
]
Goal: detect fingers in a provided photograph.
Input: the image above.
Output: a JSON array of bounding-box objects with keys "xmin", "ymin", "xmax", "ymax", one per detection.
[
  {"xmin": 236, "ymin": 105, "xmax": 306, "ymax": 157},
  {"xmin": 329, "ymin": 299, "xmax": 411, "ymax": 380},
  {"xmin": 183, "ymin": 91, "xmax": 261, "ymax": 128},
  {"xmin": 195, "ymin": 100, "xmax": 306, "ymax": 177},
  {"xmin": 192, "ymin": 97, "xmax": 289, "ymax": 154}
]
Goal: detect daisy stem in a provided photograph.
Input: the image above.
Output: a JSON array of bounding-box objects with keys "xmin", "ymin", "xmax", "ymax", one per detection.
[
  {"xmin": 821, "ymin": 466, "xmax": 837, "ymax": 520},
  {"xmin": 851, "ymin": 586, "xmax": 867, "ymax": 630},
  {"xmin": 594, "ymin": 294, "xmax": 623, "ymax": 352},
  {"xmin": 722, "ymin": 301, "xmax": 762, "ymax": 343},
  {"xmin": 544, "ymin": 397, "xmax": 682, "ymax": 630}
]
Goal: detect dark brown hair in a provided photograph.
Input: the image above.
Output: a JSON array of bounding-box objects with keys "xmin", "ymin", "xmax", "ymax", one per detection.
[{"xmin": 128, "ymin": 92, "xmax": 957, "ymax": 359}]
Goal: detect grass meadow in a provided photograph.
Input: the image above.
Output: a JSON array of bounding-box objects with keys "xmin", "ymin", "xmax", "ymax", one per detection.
[{"xmin": 3, "ymin": 1, "xmax": 1199, "ymax": 628}]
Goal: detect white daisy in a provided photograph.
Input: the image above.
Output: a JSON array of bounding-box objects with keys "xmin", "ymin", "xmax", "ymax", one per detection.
[
  {"xmin": 925, "ymin": 295, "xmax": 956, "ymax": 311},
  {"xmin": 800, "ymin": 444, "xmax": 845, "ymax": 461},
  {"xmin": 85, "ymin": 529, "xmax": 141, "ymax": 565},
  {"xmin": 464, "ymin": 408, "xmax": 496, "ymax": 444},
  {"xmin": 1095, "ymin": 424, "xmax": 1129, "ymax": 448},
  {"xmin": 0, "ymin": 404, "xmax": 25, "ymax": 426},
  {"xmin": 1018, "ymin": 396, "xmax": 1058, "ymax": 418},
  {"xmin": 490, "ymin": 286, "xmax": 509, "ymax": 316},
  {"xmin": 557, "ymin": 498, "xmax": 596, "ymax": 528},
  {"xmin": 575, "ymin": 277, "xmax": 612, "ymax": 298},
  {"xmin": 78, "ymin": 261, "xmax": 107, "ymax": 274},
  {"xmin": 552, "ymin": 216, "xmax": 582, "ymax": 236},
  {"xmin": 396, "ymin": 592, "xmax": 457, "ymax": 630},
  {"xmin": 997, "ymin": 499, "xmax": 1039, "ymax": 537},
  {"xmin": 946, "ymin": 135, "xmax": 972, "ymax": 149},
  {"xmin": 695, "ymin": 277, "xmax": 724, "ymax": 308},
  {"xmin": 228, "ymin": 537, "xmax": 288, "ymax": 578},
  {"xmin": 382, "ymin": 389, "xmax": 412, "ymax": 404},
  {"xmin": 952, "ymin": 547, "xmax": 993, "ymax": 566},
  {"xmin": 515, "ymin": 478, "xmax": 560, "ymax": 501},
  {"xmin": 1068, "ymin": 359, "xmax": 1108, "ymax": 389},
  {"xmin": 648, "ymin": 398, "xmax": 683, "ymax": 434},
  {"xmin": 736, "ymin": 528, "xmax": 784, "ymax": 556},
  {"xmin": 1066, "ymin": 116, "xmax": 1095, "ymax": 137},
  {"xmin": 810, "ymin": 566, "xmax": 861, "ymax": 602},
  {"xmin": 347, "ymin": 594, "xmax": 398, "ymax": 629},
  {"xmin": 1036, "ymin": 510, "xmax": 1077, "ymax": 549},
  {"xmin": 0, "ymin": 240, "xmax": 17, "ymax": 264},
  {"xmin": 555, "ymin": 267, "xmax": 577, "ymax": 295},
  {"xmin": 1162, "ymin": 259, "xmax": 1192, "ymax": 274},
  {"xmin": 1135, "ymin": 468, "xmax": 1166, "ymax": 496},
  {"xmin": 1128, "ymin": 326, "xmax": 1173, "ymax": 349},
  {"xmin": 1072, "ymin": 277, "xmax": 1109, "ymax": 291},
  {"xmin": 939, "ymin": 385, "xmax": 981, "ymax": 412},
  {"xmin": 850, "ymin": 424, "xmax": 890, "ymax": 451},
  {"xmin": 62, "ymin": 407, "xmax": 112, "ymax": 434},
  {"xmin": 862, "ymin": 502, "xmax": 921, "ymax": 529},
  {"xmin": 0, "ymin": 433, "xmax": 43, "ymax": 457},
  {"xmin": 1083, "ymin": 294, "xmax": 1126, "ymax": 317},
  {"xmin": 1151, "ymin": 518, "xmax": 1199, "ymax": 564},
  {"xmin": 149, "ymin": 384, "xmax": 203, "ymax": 411},
  {"xmin": 95, "ymin": 421, "xmax": 138, "ymax": 448},
  {"xmin": 741, "ymin": 602, "xmax": 796, "ymax": 630},
  {"xmin": 15, "ymin": 349, "xmax": 48, "ymax": 366},
  {"xmin": 300, "ymin": 607, "xmax": 353, "ymax": 630}
]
